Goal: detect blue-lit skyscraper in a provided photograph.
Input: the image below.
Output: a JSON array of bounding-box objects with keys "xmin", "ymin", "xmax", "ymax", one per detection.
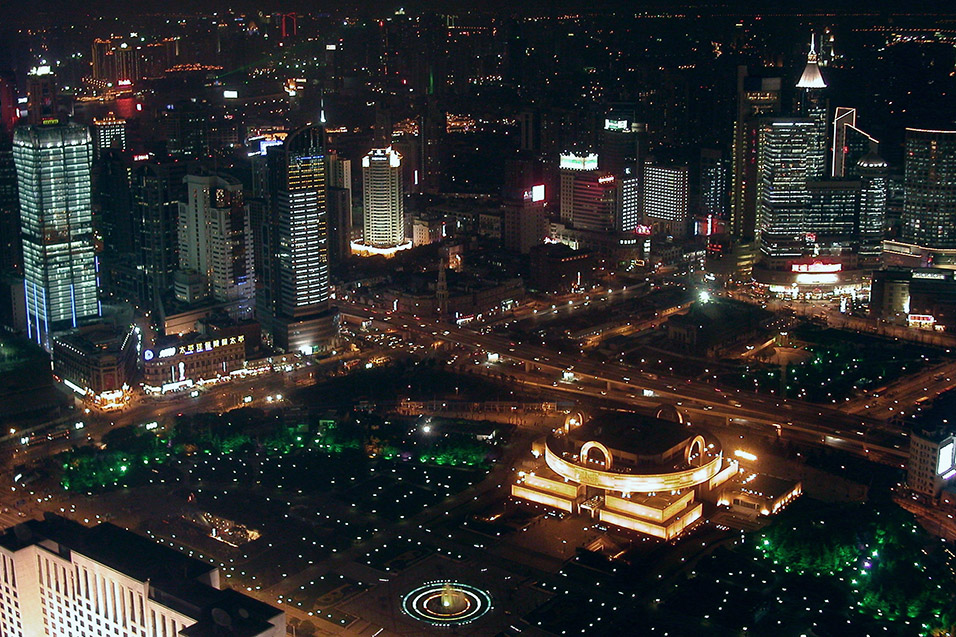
[{"xmin": 14, "ymin": 116, "xmax": 98, "ymax": 347}]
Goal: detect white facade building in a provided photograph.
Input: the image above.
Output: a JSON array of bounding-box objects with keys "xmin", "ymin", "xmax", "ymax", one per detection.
[
  {"xmin": 642, "ymin": 165, "xmax": 689, "ymax": 236},
  {"xmin": 91, "ymin": 112, "xmax": 126, "ymax": 159},
  {"xmin": 177, "ymin": 174, "xmax": 255, "ymax": 319},
  {"xmin": 359, "ymin": 147, "xmax": 407, "ymax": 253},
  {"xmin": 0, "ymin": 515, "xmax": 284, "ymax": 637}
]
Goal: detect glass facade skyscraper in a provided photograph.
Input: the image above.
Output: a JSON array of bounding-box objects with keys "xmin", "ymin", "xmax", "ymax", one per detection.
[
  {"xmin": 755, "ymin": 119, "xmax": 815, "ymax": 260},
  {"xmin": 902, "ymin": 129, "xmax": 956, "ymax": 250},
  {"xmin": 13, "ymin": 122, "xmax": 98, "ymax": 347}
]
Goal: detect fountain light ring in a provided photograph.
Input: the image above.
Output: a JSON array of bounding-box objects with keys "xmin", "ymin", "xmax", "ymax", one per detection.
[{"xmin": 401, "ymin": 581, "xmax": 493, "ymax": 626}]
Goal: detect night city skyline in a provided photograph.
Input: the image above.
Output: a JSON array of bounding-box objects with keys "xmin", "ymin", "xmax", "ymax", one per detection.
[{"xmin": 0, "ymin": 3, "xmax": 955, "ymax": 636}]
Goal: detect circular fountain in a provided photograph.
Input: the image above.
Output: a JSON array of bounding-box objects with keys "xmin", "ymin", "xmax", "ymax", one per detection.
[{"xmin": 401, "ymin": 581, "xmax": 492, "ymax": 626}]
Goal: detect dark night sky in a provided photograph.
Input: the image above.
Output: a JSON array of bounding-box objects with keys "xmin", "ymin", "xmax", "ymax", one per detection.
[{"xmin": 13, "ymin": 0, "xmax": 956, "ymax": 20}]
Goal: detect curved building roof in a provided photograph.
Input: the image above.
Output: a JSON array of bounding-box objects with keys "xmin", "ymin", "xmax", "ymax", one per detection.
[
  {"xmin": 796, "ymin": 36, "xmax": 827, "ymax": 89},
  {"xmin": 797, "ymin": 60, "xmax": 827, "ymax": 89},
  {"xmin": 857, "ymin": 150, "xmax": 888, "ymax": 169}
]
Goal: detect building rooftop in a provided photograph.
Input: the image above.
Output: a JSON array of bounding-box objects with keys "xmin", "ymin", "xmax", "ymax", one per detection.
[
  {"xmin": 0, "ymin": 514, "xmax": 282, "ymax": 631},
  {"xmin": 566, "ymin": 411, "xmax": 697, "ymax": 457},
  {"xmin": 0, "ymin": 514, "xmax": 215, "ymax": 586}
]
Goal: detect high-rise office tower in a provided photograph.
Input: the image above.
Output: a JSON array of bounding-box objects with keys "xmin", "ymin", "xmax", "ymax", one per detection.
[
  {"xmin": 0, "ymin": 71, "xmax": 16, "ymax": 133},
  {"xmin": 327, "ymin": 151, "xmax": 353, "ymax": 264},
  {"xmin": 0, "ymin": 71, "xmax": 19, "ymax": 276},
  {"xmin": 619, "ymin": 169, "xmax": 642, "ymax": 233},
  {"xmin": 131, "ymin": 160, "xmax": 189, "ymax": 309},
  {"xmin": 755, "ymin": 119, "xmax": 816, "ymax": 260},
  {"xmin": 558, "ymin": 152, "xmax": 621, "ymax": 232},
  {"xmin": 0, "ymin": 143, "xmax": 18, "ymax": 275},
  {"xmin": 176, "ymin": 173, "xmax": 255, "ymax": 319},
  {"xmin": 901, "ymin": 129, "xmax": 956, "ymax": 250},
  {"xmin": 599, "ymin": 109, "xmax": 646, "ymax": 176},
  {"xmin": 831, "ymin": 107, "xmax": 880, "ymax": 179},
  {"xmin": 96, "ymin": 149, "xmax": 141, "ymax": 303},
  {"xmin": 731, "ymin": 66, "xmax": 782, "ymax": 240},
  {"xmin": 805, "ymin": 180, "xmax": 859, "ymax": 240},
  {"xmin": 25, "ymin": 65, "xmax": 58, "ymax": 126},
  {"xmin": 796, "ymin": 36, "xmax": 828, "ymax": 180},
  {"xmin": 503, "ymin": 184, "xmax": 548, "ymax": 254},
  {"xmin": 14, "ymin": 122, "xmax": 98, "ymax": 346},
  {"xmin": 643, "ymin": 165, "xmax": 689, "ymax": 237},
  {"xmin": 360, "ymin": 147, "xmax": 407, "ymax": 252},
  {"xmin": 700, "ymin": 149, "xmax": 729, "ymax": 221},
  {"xmin": 260, "ymin": 125, "xmax": 337, "ymax": 354},
  {"xmin": 857, "ymin": 151, "xmax": 888, "ymax": 257},
  {"xmin": 91, "ymin": 111, "xmax": 126, "ymax": 159}
]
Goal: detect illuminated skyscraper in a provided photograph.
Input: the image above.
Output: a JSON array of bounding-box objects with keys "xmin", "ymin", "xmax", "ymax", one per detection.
[
  {"xmin": 700, "ymin": 149, "xmax": 728, "ymax": 221},
  {"xmin": 260, "ymin": 125, "xmax": 338, "ymax": 354},
  {"xmin": 755, "ymin": 119, "xmax": 815, "ymax": 260},
  {"xmin": 901, "ymin": 129, "xmax": 956, "ymax": 250},
  {"xmin": 795, "ymin": 35, "xmax": 828, "ymax": 179},
  {"xmin": 326, "ymin": 151, "xmax": 353, "ymax": 264},
  {"xmin": 831, "ymin": 107, "xmax": 880, "ymax": 179},
  {"xmin": 359, "ymin": 147, "xmax": 408, "ymax": 253},
  {"xmin": 91, "ymin": 112, "xmax": 126, "ymax": 159},
  {"xmin": 731, "ymin": 66, "xmax": 781, "ymax": 240},
  {"xmin": 177, "ymin": 173, "xmax": 255, "ymax": 319},
  {"xmin": 558, "ymin": 152, "xmax": 620, "ymax": 232},
  {"xmin": 858, "ymin": 151, "xmax": 888, "ymax": 257},
  {"xmin": 642, "ymin": 165, "xmax": 689, "ymax": 237},
  {"xmin": 14, "ymin": 121, "xmax": 98, "ymax": 347}
]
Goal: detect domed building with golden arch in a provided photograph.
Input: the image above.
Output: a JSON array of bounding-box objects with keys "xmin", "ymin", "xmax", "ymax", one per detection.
[{"xmin": 512, "ymin": 410, "xmax": 801, "ymax": 539}]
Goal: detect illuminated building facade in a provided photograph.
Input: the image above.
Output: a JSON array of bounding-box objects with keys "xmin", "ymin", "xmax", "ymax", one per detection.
[
  {"xmin": 131, "ymin": 161, "xmax": 190, "ymax": 310},
  {"xmin": 642, "ymin": 165, "xmax": 689, "ymax": 237},
  {"xmin": 177, "ymin": 173, "xmax": 255, "ymax": 319},
  {"xmin": 559, "ymin": 153, "xmax": 620, "ymax": 232},
  {"xmin": 142, "ymin": 333, "xmax": 246, "ymax": 393},
  {"xmin": 755, "ymin": 118, "xmax": 815, "ymax": 261},
  {"xmin": 870, "ymin": 267, "xmax": 956, "ymax": 332},
  {"xmin": 795, "ymin": 35, "xmax": 828, "ymax": 180},
  {"xmin": 731, "ymin": 66, "xmax": 781, "ymax": 241},
  {"xmin": 908, "ymin": 427, "xmax": 956, "ymax": 497},
  {"xmin": 700, "ymin": 149, "xmax": 728, "ymax": 221},
  {"xmin": 512, "ymin": 411, "xmax": 799, "ymax": 539},
  {"xmin": 259, "ymin": 125, "xmax": 339, "ymax": 354},
  {"xmin": 91, "ymin": 112, "xmax": 126, "ymax": 160},
  {"xmin": 51, "ymin": 323, "xmax": 138, "ymax": 408},
  {"xmin": 888, "ymin": 129, "xmax": 956, "ymax": 266},
  {"xmin": 858, "ymin": 152, "xmax": 889, "ymax": 257},
  {"xmin": 356, "ymin": 147, "xmax": 409, "ymax": 254},
  {"xmin": 0, "ymin": 514, "xmax": 285, "ymax": 637},
  {"xmin": 503, "ymin": 184, "xmax": 547, "ymax": 254},
  {"xmin": 14, "ymin": 121, "xmax": 99, "ymax": 348},
  {"xmin": 326, "ymin": 151, "xmax": 353, "ymax": 264}
]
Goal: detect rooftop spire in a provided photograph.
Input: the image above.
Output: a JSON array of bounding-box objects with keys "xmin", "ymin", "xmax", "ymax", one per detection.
[{"xmin": 796, "ymin": 33, "xmax": 827, "ymax": 89}]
